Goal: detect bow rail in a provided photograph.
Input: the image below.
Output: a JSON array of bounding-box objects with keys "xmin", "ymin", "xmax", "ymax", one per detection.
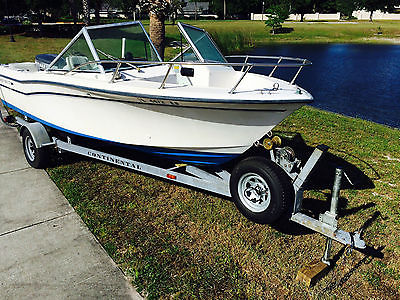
[{"xmin": 55, "ymin": 56, "xmax": 312, "ymax": 93}]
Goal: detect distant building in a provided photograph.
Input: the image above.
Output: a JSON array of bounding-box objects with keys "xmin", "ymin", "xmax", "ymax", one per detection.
[
  {"xmin": 181, "ymin": 1, "xmax": 215, "ymax": 18},
  {"xmin": 252, "ymin": 7, "xmax": 400, "ymax": 21},
  {"xmin": 85, "ymin": 1, "xmax": 215, "ymax": 20},
  {"xmin": 88, "ymin": 3, "xmax": 126, "ymax": 20}
]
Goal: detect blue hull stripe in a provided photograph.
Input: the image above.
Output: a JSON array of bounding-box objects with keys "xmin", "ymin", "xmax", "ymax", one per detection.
[
  {"xmin": 151, "ymin": 151, "xmax": 233, "ymax": 158},
  {"xmin": 2, "ymin": 99, "xmax": 111, "ymax": 142},
  {"xmin": 1, "ymin": 99, "xmax": 238, "ymax": 165}
]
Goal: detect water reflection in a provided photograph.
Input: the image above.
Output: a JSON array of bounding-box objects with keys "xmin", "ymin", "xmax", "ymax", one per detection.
[{"xmin": 250, "ymin": 44, "xmax": 400, "ymax": 128}]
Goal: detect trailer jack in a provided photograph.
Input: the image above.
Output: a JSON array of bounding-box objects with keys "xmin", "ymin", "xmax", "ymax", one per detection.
[
  {"xmin": 285, "ymin": 145, "xmax": 366, "ymax": 251},
  {"xmin": 278, "ymin": 145, "xmax": 367, "ymax": 287}
]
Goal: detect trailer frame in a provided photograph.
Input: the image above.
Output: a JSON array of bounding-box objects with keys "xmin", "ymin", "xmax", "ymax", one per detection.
[{"xmin": 15, "ymin": 116, "xmax": 367, "ymax": 256}]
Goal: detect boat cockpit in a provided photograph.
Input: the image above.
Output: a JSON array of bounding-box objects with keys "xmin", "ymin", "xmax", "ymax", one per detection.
[{"xmin": 9, "ymin": 21, "xmax": 310, "ymax": 94}]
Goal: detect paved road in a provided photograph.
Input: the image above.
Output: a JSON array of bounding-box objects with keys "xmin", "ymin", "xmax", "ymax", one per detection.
[{"xmin": 0, "ymin": 112, "xmax": 142, "ymax": 299}]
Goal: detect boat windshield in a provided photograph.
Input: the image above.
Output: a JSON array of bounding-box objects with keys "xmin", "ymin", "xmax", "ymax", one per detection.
[
  {"xmin": 49, "ymin": 22, "xmax": 161, "ymax": 72},
  {"xmin": 177, "ymin": 23, "xmax": 226, "ymax": 63},
  {"xmin": 49, "ymin": 34, "xmax": 100, "ymax": 72},
  {"xmin": 88, "ymin": 23, "xmax": 161, "ymax": 71}
]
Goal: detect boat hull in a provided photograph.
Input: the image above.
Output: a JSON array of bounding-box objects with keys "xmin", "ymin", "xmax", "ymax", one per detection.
[{"xmin": 0, "ymin": 69, "xmax": 308, "ymax": 165}]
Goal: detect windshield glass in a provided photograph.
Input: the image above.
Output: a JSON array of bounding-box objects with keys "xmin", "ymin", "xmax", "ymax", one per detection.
[
  {"xmin": 171, "ymin": 46, "xmax": 199, "ymax": 62},
  {"xmin": 49, "ymin": 34, "xmax": 99, "ymax": 71},
  {"xmin": 49, "ymin": 22, "xmax": 160, "ymax": 72},
  {"xmin": 179, "ymin": 23, "xmax": 226, "ymax": 63},
  {"xmin": 88, "ymin": 23, "xmax": 160, "ymax": 71}
]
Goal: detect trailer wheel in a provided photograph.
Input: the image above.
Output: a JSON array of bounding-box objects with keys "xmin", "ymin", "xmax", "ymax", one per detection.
[
  {"xmin": 230, "ymin": 156, "xmax": 293, "ymax": 224},
  {"xmin": 22, "ymin": 129, "xmax": 48, "ymax": 169}
]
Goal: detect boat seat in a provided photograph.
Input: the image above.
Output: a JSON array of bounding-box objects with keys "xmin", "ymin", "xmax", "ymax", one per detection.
[
  {"xmin": 65, "ymin": 55, "xmax": 90, "ymax": 71},
  {"xmin": 8, "ymin": 63, "xmax": 39, "ymax": 72}
]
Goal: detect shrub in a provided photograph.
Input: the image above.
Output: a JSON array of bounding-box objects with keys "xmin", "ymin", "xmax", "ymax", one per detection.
[{"xmin": 265, "ymin": 4, "xmax": 290, "ymax": 35}]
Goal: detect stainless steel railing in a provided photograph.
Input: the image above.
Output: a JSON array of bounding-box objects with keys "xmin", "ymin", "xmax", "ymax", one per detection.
[
  {"xmin": 56, "ymin": 56, "xmax": 311, "ymax": 94},
  {"xmin": 226, "ymin": 55, "xmax": 310, "ymax": 85}
]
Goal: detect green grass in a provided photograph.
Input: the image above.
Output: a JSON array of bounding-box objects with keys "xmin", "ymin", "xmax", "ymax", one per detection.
[
  {"xmin": 0, "ymin": 35, "xmax": 69, "ymax": 64},
  {"xmin": 2, "ymin": 21, "xmax": 400, "ymax": 298},
  {"xmin": 163, "ymin": 20, "xmax": 400, "ymax": 56},
  {"xmin": 46, "ymin": 107, "xmax": 400, "ymax": 299},
  {"xmin": 2, "ymin": 20, "xmax": 400, "ymax": 63}
]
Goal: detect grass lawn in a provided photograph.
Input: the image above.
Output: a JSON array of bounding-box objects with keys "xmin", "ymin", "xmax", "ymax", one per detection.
[
  {"xmin": 164, "ymin": 20, "xmax": 400, "ymax": 56},
  {"xmin": 202, "ymin": 20, "xmax": 400, "ymax": 44},
  {"xmin": 2, "ymin": 20, "xmax": 400, "ymax": 63},
  {"xmin": 1, "ymin": 20, "xmax": 400, "ymax": 298},
  {"xmin": 0, "ymin": 35, "xmax": 69, "ymax": 64},
  {"xmin": 47, "ymin": 107, "xmax": 400, "ymax": 299}
]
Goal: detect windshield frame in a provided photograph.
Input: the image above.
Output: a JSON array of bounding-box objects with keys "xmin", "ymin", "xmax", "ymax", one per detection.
[
  {"xmin": 177, "ymin": 22, "xmax": 227, "ymax": 63},
  {"xmin": 48, "ymin": 21, "xmax": 162, "ymax": 74}
]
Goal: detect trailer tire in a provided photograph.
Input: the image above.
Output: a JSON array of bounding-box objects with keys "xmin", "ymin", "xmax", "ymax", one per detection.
[
  {"xmin": 230, "ymin": 156, "xmax": 293, "ymax": 224},
  {"xmin": 22, "ymin": 129, "xmax": 49, "ymax": 169}
]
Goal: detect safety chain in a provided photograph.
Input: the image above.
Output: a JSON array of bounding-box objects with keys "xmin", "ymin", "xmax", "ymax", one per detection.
[{"xmin": 319, "ymin": 244, "xmax": 354, "ymax": 294}]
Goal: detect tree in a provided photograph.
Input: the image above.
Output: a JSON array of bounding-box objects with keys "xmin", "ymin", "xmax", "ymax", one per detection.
[
  {"xmin": 168, "ymin": 0, "xmax": 185, "ymax": 24},
  {"xmin": 93, "ymin": 0, "xmax": 102, "ymax": 24},
  {"xmin": 25, "ymin": 0, "xmax": 65, "ymax": 34},
  {"xmin": 1, "ymin": 0, "xmax": 28, "ymax": 19},
  {"xmin": 68, "ymin": 0, "xmax": 79, "ymax": 32},
  {"xmin": 356, "ymin": 0, "xmax": 400, "ymax": 21},
  {"xmin": 112, "ymin": 0, "xmax": 140, "ymax": 19},
  {"xmin": 265, "ymin": 4, "xmax": 290, "ymax": 34},
  {"xmin": 82, "ymin": 0, "xmax": 90, "ymax": 25},
  {"xmin": 290, "ymin": 0, "xmax": 313, "ymax": 22},
  {"xmin": 190, "ymin": 0, "xmax": 198, "ymax": 20},
  {"xmin": 209, "ymin": 0, "xmax": 261, "ymax": 19},
  {"xmin": 314, "ymin": 0, "xmax": 337, "ymax": 13},
  {"xmin": 140, "ymin": 0, "xmax": 171, "ymax": 60},
  {"xmin": 336, "ymin": 0, "xmax": 356, "ymax": 18}
]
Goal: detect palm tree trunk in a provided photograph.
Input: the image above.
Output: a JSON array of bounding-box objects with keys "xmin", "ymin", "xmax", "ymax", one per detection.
[
  {"xmin": 82, "ymin": 0, "xmax": 90, "ymax": 25},
  {"xmin": 150, "ymin": 12, "xmax": 165, "ymax": 60}
]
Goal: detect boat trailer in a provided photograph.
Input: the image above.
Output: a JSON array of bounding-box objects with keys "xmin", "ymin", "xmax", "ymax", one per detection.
[{"xmin": 13, "ymin": 116, "xmax": 367, "ymax": 283}]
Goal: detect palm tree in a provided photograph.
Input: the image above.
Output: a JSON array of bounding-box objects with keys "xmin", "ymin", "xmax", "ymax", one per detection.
[
  {"xmin": 150, "ymin": 11, "xmax": 165, "ymax": 60},
  {"xmin": 82, "ymin": 0, "xmax": 90, "ymax": 25},
  {"xmin": 140, "ymin": 0, "xmax": 170, "ymax": 60}
]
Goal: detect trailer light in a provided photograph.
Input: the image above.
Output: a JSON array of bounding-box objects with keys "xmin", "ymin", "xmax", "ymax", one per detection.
[{"xmin": 167, "ymin": 174, "xmax": 176, "ymax": 180}]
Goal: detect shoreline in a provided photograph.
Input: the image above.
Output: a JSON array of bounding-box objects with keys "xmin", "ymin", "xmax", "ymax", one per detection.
[
  {"xmin": 255, "ymin": 37, "xmax": 400, "ymax": 45},
  {"xmin": 305, "ymin": 105, "xmax": 400, "ymax": 131}
]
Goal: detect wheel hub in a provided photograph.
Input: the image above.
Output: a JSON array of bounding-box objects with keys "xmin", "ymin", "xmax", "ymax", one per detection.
[
  {"xmin": 25, "ymin": 136, "xmax": 36, "ymax": 162},
  {"xmin": 244, "ymin": 183, "xmax": 267, "ymax": 204},
  {"xmin": 238, "ymin": 173, "xmax": 271, "ymax": 212}
]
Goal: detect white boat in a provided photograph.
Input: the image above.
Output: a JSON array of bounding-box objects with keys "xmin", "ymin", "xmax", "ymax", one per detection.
[{"xmin": 0, "ymin": 21, "xmax": 312, "ymax": 166}]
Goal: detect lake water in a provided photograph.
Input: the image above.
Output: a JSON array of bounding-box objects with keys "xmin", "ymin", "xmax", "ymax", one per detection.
[{"xmin": 249, "ymin": 44, "xmax": 400, "ymax": 128}]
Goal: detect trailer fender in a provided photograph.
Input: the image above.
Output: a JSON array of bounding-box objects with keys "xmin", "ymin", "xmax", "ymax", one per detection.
[{"xmin": 17, "ymin": 117, "xmax": 51, "ymax": 148}]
